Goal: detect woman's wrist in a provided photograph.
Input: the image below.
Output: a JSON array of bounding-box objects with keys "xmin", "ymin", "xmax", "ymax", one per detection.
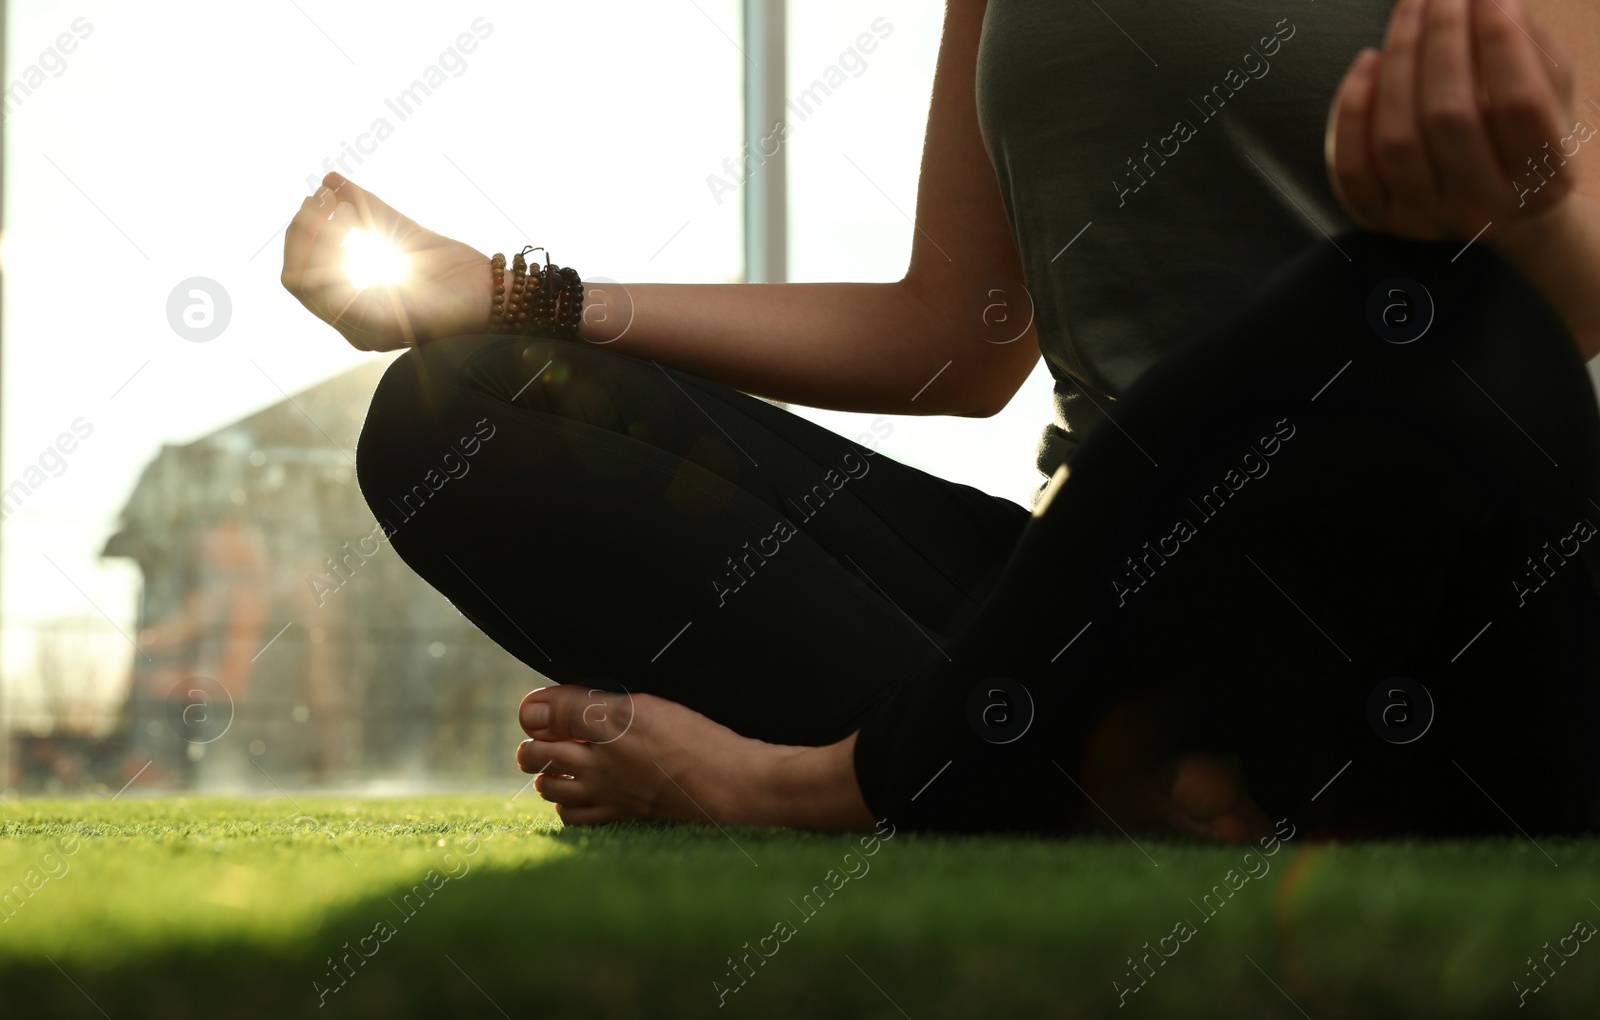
[
  {"xmin": 469, "ymin": 253, "xmax": 495, "ymax": 336},
  {"xmin": 478, "ymin": 249, "xmax": 583, "ymax": 339},
  {"xmin": 1487, "ymin": 191, "xmax": 1579, "ymax": 260},
  {"xmin": 1486, "ymin": 191, "xmax": 1600, "ymax": 361}
]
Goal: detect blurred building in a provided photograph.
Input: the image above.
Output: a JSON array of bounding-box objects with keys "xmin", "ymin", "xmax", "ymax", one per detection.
[{"xmin": 89, "ymin": 359, "xmax": 535, "ymax": 792}]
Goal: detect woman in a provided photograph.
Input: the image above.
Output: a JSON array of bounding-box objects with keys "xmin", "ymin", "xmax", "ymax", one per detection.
[{"xmin": 281, "ymin": 0, "xmax": 1600, "ymax": 839}]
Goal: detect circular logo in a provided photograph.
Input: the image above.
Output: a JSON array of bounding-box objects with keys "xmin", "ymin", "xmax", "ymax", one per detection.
[
  {"xmin": 166, "ymin": 276, "xmax": 232, "ymax": 343},
  {"xmin": 1366, "ymin": 277, "xmax": 1435, "ymax": 345},
  {"xmin": 580, "ymin": 677, "xmax": 635, "ymax": 745},
  {"xmin": 966, "ymin": 677, "xmax": 1035, "ymax": 744},
  {"xmin": 1366, "ymin": 676, "xmax": 1434, "ymax": 744},
  {"xmin": 165, "ymin": 676, "xmax": 235, "ymax": 744},
  {"xmin": 969, "ymin": 278, "xmax": 1035, "ymax": 345},
  {"xmin": 577, "ymin": 276, "xmax": 635, "ymax": 345}
]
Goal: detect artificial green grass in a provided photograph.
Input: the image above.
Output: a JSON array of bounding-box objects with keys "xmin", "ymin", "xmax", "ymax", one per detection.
[{"xmin": 0, "ymin": 795, "xmax": 1596, "ymax": 1018}]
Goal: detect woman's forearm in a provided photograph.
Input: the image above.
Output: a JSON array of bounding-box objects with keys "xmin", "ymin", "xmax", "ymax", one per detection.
[
  {"xmin": 1488, "ymin": 192, "xmax": 1600, "ymax": 363},
  {"xmin": 567, "ymin": 0, "xmax": 1038, "ymax": 423},
  {"xmin": 574, "ymin": 279, "xmax": 1036, "ymax": 418}
]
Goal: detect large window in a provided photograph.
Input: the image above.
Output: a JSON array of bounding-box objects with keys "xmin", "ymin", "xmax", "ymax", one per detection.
[{"xmin": 3, "ymin": 0, "xmax": 744, "ymax": 790}]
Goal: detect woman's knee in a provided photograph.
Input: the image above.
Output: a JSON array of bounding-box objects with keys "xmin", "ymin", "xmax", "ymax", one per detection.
[
  {"xmin": 358, "ymin": 333, "xmax": 567, "ymax": 448},
  {"xmin": 355, "ymin": 334, "xmax": 528, "ymax": 496},
  {"xmin": 355, "ymin": 333, "xmax": 668, "ymax": 498},
  {"xmin": 369, "ymin": 334, "xmax": 566, "ymax": 422}
]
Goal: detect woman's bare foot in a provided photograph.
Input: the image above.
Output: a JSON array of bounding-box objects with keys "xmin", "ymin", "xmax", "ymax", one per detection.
[
  {"xmin": 515, "ymin": 685, "xmax": 876, "ymax": 830},
  {"xmin": 517, "ymin": 686, "xmax": 1269, "ymax": 841},
  {"xmin": 1079, "ymin": 696, "xmax": 1273, "ymax": 844},
  {"xmin": 1086, "ymin": 748, "xmax": 1272, "ymax": 844},
  {"xmin": 1166, "ymin": 753, "xmax": 1272, "ymax": 843}
]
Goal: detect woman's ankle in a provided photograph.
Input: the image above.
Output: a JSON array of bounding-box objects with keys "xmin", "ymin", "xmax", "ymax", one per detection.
[{"xmin": 756, "ymin": 733, "xmax": 879, "ymax": 833}]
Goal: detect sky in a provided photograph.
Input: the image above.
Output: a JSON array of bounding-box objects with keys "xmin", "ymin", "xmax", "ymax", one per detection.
[{"xmin": 0, "ymin": 0, "xmax": 1058, "ymax": 728}]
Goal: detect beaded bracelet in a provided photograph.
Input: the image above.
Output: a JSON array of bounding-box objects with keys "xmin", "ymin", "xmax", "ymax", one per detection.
[{"xmin": 487, "ymin": 246, "xmax": 585, "ymax": 340}]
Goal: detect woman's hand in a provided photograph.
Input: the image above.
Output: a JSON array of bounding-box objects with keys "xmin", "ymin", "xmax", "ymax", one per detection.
[
  {"xmin": 1324, "ymin": 0, "xmax": 1583, "ymax": 244},
  {"xmin": 280, "ymin": 172, "xmax": 493, "ymax": 352}
]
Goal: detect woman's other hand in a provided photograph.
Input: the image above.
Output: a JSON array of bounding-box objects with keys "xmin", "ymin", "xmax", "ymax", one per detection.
[
  {"xmin": 1324, "ymin": 0, "xmax": 1585, "ymax": 244},
  {"xmin": 281, "ymin": 172, "xmax": 493, "ymax": 351}
]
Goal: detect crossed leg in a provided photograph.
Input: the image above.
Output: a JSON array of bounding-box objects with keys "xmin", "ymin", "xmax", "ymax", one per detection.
[
  {"xmin": 357, "ymin": 227, "xmax": 1600, "ymax": 840},
  {"xmin": 355, "ymin": 330, "xmax": 1269, "ymax": 837}
]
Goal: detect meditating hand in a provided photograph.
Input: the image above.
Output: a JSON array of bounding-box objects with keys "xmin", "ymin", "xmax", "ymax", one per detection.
[
  {"xmin": 1324, "ymin": 0, "xmax": 1583, "ymax": 245},
  {"xmin": 280, "ymin": 171, "xmax": 494, "ymax": 352}
]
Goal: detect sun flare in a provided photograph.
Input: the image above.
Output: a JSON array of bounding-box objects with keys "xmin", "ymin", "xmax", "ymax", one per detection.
[{"xmin": 342, "ymin": 229, "xmax": 410, "ymax": 289}]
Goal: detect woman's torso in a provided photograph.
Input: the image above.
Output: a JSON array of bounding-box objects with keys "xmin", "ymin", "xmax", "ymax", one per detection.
[{"xmin": 975, "ymin": 0, "xmax": 1398, "ymax": 485}]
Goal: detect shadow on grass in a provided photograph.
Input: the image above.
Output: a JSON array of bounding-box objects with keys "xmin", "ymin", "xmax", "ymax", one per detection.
[{"xmin": 5, "ymin": 821, "xmax": 1599, "ymax": 1019}]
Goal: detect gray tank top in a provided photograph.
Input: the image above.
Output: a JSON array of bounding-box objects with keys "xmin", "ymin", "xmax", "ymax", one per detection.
[{"xmin": 975, "ymin": 0, "xmax": 1397, "ymax": 482}]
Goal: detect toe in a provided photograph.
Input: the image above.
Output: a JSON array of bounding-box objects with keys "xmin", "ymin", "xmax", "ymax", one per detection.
[
  {"xmin": 556, "ymin": 803, "xmax": 619, "ymax": 827},
  {"xmin": 534, "ymin": 772, "xmax": 592, "ymax": 806},
  {"xmin": 519, "ymin": 687, "xmax": 555, "ymax": 737},
  {"xmin": 521, "ymin": 684, "xmax": 635, "ymax": 742},
  {"xmin": 517, "ymin": 737, "xmax": 592, "ymax": 776}
]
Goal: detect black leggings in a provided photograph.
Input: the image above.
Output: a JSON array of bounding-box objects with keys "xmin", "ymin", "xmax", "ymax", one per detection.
[{"xmin": 355, "ymin": 229, "xmax": 1600, "ymax": 837}]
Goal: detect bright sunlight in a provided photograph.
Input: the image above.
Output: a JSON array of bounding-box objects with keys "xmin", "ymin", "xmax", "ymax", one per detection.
[{"xmin": 341, "ymin": 228, "xmax": 410, "ymax": 290}]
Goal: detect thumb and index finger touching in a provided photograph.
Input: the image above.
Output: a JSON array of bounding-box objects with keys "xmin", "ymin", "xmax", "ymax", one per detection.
[{"xmin": 282, "ymin": 172, "xmax": 412, "ymax": 292}]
